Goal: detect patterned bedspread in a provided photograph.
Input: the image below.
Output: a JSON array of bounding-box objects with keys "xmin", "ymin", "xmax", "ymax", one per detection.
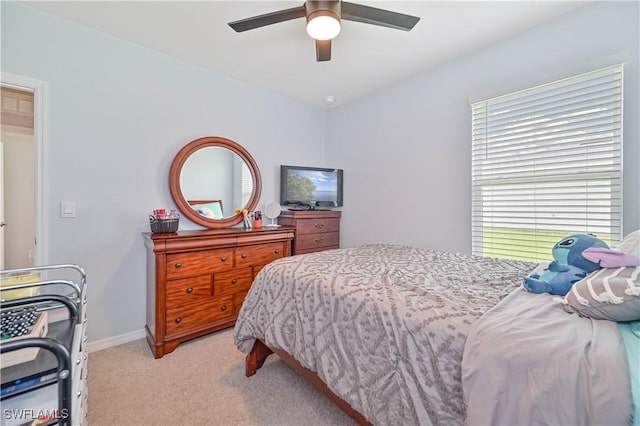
[{"xmin": 233, "ymin": 244, "xmax": 535, "ymax": 425}]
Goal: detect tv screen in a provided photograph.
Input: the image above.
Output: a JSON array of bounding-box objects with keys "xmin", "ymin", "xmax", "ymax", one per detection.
[{"xmin": 280, "ymin": 165, "xmax": 343, "ymax": 208}]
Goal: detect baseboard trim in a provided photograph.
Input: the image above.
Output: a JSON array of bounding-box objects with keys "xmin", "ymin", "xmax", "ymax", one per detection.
[{"xmin": 87, "ymin": 328, "xmax": 146, "ymax": 353}]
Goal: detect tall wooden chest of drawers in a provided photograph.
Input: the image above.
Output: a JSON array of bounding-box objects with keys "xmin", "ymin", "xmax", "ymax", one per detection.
[
  {"xmin": 144, "ymin": 227, "xmax": 294, "ymax": 358},
  {"xmin": 278, "ymin": 210, "xmax": 341, "ymax": 255}
]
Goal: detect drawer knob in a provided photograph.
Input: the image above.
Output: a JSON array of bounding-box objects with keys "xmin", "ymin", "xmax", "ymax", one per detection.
[
  {"xmin": 221, "ymin": 255, "xmax": 228, "ymax": 262},
  {"xmin": 274, "ymin": 249, "xmax": 280, "ymax": 254},
  {"xmin": 186, "ymin": 287, "xmax": 193, "ymax": 294},
  {"xmin": 241, "ymin": 253, "xmax": 247, "ymax": 259},
  {"xmin": 231, "ymin": 278, "xmax": 237, "ymax": 284},
  {"xmin": 220, "ymin": 304, "xmax": 227, "ymax": 312},
  {"xmin": 175, "ymin": 317, "xmax": 182, "ymax": 324},
  {"xmin": 315, "ymin": 223, "xmax": 324, "ymax": 228},
  {"xmin": 174, "ymin": 262, "xmax": 183, "ymax": 268},
  {"xmin": 315, "ymin": 237, "xmax": 324, "ymax": 243}
]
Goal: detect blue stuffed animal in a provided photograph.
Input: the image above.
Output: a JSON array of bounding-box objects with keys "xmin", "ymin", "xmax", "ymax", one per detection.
[{"xmin": 523, "ymin": 234, "xmax": 609, "ymax": 296}]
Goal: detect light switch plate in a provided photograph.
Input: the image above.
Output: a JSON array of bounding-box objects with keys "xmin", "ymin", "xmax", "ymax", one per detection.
[{"xmin": 60, "ymin": 201, "xmax": 76, "ymax": 218}]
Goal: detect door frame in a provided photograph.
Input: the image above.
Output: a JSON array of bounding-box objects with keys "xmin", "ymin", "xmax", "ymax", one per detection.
[{"xmin": 1, "ymin": 73, "xmax": 47, "ymax": 267}]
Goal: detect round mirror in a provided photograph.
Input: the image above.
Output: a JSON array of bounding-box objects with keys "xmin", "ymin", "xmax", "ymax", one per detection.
[{"xmin": 169, "ymin": 136, "xmax": 262, "ymax": 229}]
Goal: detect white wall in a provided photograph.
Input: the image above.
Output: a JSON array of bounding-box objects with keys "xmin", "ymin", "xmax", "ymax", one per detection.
[
  {"xmin": 326, "ymin": 1, "xmax": 640, "ymax": 253},
  {"xmin": 1, "ymin": 2, "xmax": 326, "ymax": 344}
]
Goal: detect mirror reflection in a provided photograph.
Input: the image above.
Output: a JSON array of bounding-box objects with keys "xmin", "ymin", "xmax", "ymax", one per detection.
[{"xmin": 180, "ymin": 147, "xmax": 253, "ymax": 220}]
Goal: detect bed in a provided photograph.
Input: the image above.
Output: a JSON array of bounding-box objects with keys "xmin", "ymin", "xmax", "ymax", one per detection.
[{"xmin": 233, "ymin": 243, "xmax": 636, "ymax": 425}]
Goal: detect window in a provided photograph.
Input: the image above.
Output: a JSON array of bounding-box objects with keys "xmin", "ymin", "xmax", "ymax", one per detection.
[
  {"xmin": 471, "ymin": 65, "xmax": 623, "ymax": 262},
  {"xmin": 241, "ymin": 160, "xmax": 252, "ymax": 207}
]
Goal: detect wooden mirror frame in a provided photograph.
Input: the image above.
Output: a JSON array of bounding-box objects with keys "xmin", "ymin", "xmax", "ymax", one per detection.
[{"xmin": 169, "ymin": 136, "xmax": 262, "ymax": 229}]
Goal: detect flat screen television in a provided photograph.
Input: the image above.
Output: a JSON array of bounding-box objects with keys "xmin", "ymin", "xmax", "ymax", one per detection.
[{"xmin": 280, "ymin": 165, "xmax": 343, "ymax": 209}]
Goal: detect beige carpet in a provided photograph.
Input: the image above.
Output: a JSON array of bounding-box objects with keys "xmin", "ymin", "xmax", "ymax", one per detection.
[{"xmin": 87, "ymin": 328, "xmax": 356, "ymax": 426}]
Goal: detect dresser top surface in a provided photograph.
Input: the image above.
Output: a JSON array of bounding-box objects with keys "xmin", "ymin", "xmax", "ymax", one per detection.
[
  {"xmin": 279, "ymin": 209, "xmax": 342, "ymax": 219},
  {"xmin": 143, "ymin": 226, "xmax": 295, "ymax": 241}
]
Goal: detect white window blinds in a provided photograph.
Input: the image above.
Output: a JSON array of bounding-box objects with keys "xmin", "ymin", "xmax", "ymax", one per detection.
[
  {"xmin": 471, "ymin": 64, "xmax": 623, "ymax": 262},
  {"xmin": 241, "ymin": 160, "xmax": 252, "ymax": 207}
]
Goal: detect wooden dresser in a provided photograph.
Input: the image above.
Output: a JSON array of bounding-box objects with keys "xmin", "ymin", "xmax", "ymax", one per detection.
[
  {"xmin": 143, "ymin": 227, "xmax": 294, "ymax": 358},
  {"xmin": 278, "ymin": 210, "xmax": 341, "ymax": 255}
]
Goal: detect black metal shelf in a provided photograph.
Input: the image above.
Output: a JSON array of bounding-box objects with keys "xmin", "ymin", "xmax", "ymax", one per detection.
[
  {"xmin": 1, "ymin": 264, "xmax": 86, "ymax": 426},
  {"xmin": 1, "ymin": 319, "xmax": 75, "ymax": 398}
]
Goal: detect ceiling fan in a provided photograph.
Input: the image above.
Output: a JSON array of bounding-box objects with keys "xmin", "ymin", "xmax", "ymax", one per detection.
[{"xmin": 228, "ymin": 0, "xmax": 420, "ymax": 62}]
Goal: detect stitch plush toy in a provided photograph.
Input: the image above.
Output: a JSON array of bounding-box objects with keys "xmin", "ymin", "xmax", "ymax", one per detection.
[{"xmin": 523, "ymin": 234, "xmax": 609, "ymax": 296}]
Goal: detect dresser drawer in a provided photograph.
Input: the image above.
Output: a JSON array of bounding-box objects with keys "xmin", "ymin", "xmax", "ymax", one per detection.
[
  {"xmin": 253, "ymin": 263, "xmax": 268, "ymax": 277},
  {"xmin": 166, "ymin": 275, "xmax": 212, "ymax": 307},
  {"xmin": 235, "ymin": 242, "xmax": 285, "ymax": 268},
  {"xmin": 215, "ymin": 267, "xmax": 253, "ymax": 296},
  {"xmin": 165, "ymin": 296, "xmax": 234, "ymax": 336},
  {"xmin": 296, "ymin": 218, "xmax": 340, "ymax": 235},
  {"xmin": 296, "ymin": 232, "xmax": 339, "ymax": 251},
  {"xmin": 166, "ymin": 248, "xmax": 234, "ymax": 279},
  {"xmin": 234, "ymin": 290, "xmax": 250, "ymax": 314}
]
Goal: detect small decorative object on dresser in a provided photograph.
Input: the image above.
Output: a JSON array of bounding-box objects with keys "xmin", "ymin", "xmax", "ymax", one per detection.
[
  {"xmin": 278, "ymin": 210, "xmax": 341, "ymax": 255},
  {"xmin": 263, "ymin": 201, "xmax": 282, "ymax": 228}
]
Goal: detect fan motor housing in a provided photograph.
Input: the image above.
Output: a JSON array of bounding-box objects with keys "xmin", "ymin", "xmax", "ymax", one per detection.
[{"xmin": 305, "ymin": 1, "xmax": 342, "ymax": 21}]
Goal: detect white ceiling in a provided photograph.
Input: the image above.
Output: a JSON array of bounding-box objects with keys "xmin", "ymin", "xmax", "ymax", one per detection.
[{"xmin": 25, "ymin": 1, "xmax": 590, "ymax": 108}]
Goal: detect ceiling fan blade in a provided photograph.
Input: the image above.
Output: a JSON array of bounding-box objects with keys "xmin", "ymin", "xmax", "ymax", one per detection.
[
  {"xmin": 341, "ymin": 2, "xmax": 420, "ymax": 31},
  {"xmin": 316, "ymin": 39, "xmax": 331, "ymax": 62},
  {"xmin": 228, "ymin": 5, "xmax": 306, "ymax": 32}
]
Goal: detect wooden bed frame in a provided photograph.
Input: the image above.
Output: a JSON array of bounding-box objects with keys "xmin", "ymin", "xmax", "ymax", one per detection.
[{"xmin": 246, "ymin": 339, "xmax": 372, "ymax": 426}]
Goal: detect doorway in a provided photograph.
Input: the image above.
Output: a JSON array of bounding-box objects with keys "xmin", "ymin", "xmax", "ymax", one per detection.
[{"xmin": 0, "ymin": 74, "xmax": 45, "ymax": 269}]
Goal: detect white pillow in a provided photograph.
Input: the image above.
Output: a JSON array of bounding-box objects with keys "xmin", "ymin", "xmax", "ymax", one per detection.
[
  {"xmin": 559, "ymin": 230, "xmax": 640, "ymax": 322},
  {"xmin": 196, "ymin": 207, "xmax": 215, "ymax": 218},
  {"xmin": 616, "ymin": 230, "xmax": 640, "ymax": 257}
]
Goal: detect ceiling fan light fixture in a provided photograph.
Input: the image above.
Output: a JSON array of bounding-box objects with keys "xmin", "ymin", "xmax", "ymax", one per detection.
[
  {"xmin": 306, "ymin": 11, "xmax": 341, "ymax": 40},
  {"xmin": 229, "ymin": 0, "xmax": 420, "ymax": 62}
]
